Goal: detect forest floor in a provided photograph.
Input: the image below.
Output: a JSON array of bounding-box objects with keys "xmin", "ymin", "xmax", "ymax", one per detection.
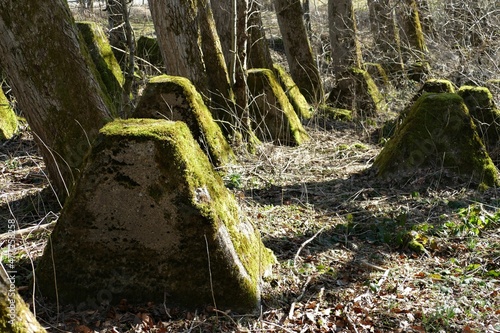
[
  {"xmin": 1, "ymin": 114, "xmax": 499, "ymax": 333},
  {"xmin": 1, "ymin": 3, "xmax": 500, "ymax": 333}
]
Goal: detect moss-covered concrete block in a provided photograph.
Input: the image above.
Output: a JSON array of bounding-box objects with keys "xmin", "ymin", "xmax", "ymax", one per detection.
[
  {"xmin": 327, "ymin": 67, "xmax": 384, "ymax": 118},
  {"xmin": 397, "ymin": 79, "xmax": 457, "ymax": 127},
  {"xmin": 36, "ymin": 119, "xmax": 275, "ymax": 313},
  {"xmin": 458, "ymin": 85, "xmax": 500, "ymax": 148},
  {"xmin": 273, "ymin": 64, "xmax": 313, "ymax": 120},
  {"xmin": 0, "ymin": 88, "xmax": 17, "ymax": 140},
  {"xmin": 374, "ymin": 93, "xmax": 499, "ymax": 188},
  {"xmin": 77, "ymin": 21, "xmax": 124, "ymax": 107},
  {"xmin": 133, "ymin": 75, "xmax": 236, "ymax": 167},
  {"xmin": 247, "ymin": 68, "xmax": 309, "ymax": 146},
  {"xmin": 1, "ymin": 266, "xmax": 46, "ymax": 333},
  {"xmin": 136, "ymin": 36, "xmax": 163, "ymax": 69}
]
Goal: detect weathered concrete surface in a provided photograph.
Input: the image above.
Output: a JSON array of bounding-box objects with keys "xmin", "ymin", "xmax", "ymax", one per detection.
[
  {"xmin": 36, "ymin": 119, "xmax": 275, "ymax": 313},
  {"xmin": 247, "ymin": 68, "xmax": 309, "ymax": 146},
  {"xmin": 374, "ymin": 93, "xmax": 499, "ymax": 188},
  {"xmin": 133, "ymin": 75, "xmax": 236, "ymax": 167}
]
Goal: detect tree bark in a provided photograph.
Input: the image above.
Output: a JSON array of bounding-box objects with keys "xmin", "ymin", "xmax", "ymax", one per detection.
[
  {"xmin": 148, "ymin": 0, "xmax": 208, "ymax": 96},
  {"xmin": 328, "ymin": 0, "xmax": 362, "ymax": 79},
  {"xmin": 148, "ymin": 0, "xmax": 234, "ymax": 130},
  {"xmin": 247, "ymin": 1, "xmax": 274, "ymax": 70},
  {"xmin": 274, "ymin": 0, "xmax": 324, "ymax": 103},
  {"xmin": 367, "ymin": 0, "xmax": 403, "ymax": 73},
  {"xmin": 211, "ymin": 0, "xmax": 236, "ymax": 77},
  {"xmin": 0, "ymin": 0, "xmax": 112, "ymax": 197},
  {"xmin": 396, "ymin": 0, "xmax": 427, "ymax": 62}
]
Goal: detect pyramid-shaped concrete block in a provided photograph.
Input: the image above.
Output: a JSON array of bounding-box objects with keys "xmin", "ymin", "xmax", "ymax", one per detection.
[
  {"xmin": 247, "ymin": 68, "xmax": 309, "ymax": 146},
  {"xmin": 37, "ymin": 119, "xmax": 275, "ymax": 313},
  {"xmin": 133, "ymin": 75, "xmax": 236, "ymax": 167},
  {"xmin": 374, "ymin": 93, "xmax": 499, "ymax": 188}
]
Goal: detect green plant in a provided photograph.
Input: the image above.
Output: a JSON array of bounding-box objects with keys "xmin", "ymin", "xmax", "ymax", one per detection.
[{"xmin": 444, "ymin": 204, "xmax": 500, "ymax": 236}]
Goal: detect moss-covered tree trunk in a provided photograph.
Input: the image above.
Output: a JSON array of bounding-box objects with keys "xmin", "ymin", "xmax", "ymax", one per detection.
[
  {"xmin": 396, "ymin": 0, "xmax": 427, "ymax": 62},
  {"xmin": 328, "ymin": 0, "xmax": 362, "ymax": 79},
  {"xmin": 415, "ymin": 0, "xmax": 434, "ymax": 37},
  {"xmin": 212, "ymin": 0, "xmax": 236, "ymax": 77},
  {"xmin": 247, "ymin": 1, "xmax": 274, "ymax": 70},
  {"xmin": 0, "ymin": 265, "xmax": 46, "ymax": 333},
  {"xmin": 367, "ymin": 0, "xmax": 404, "ymax": 75},
  {"xmin": 274, "ymin": 0, "xmax": 324, "ymax": 103},
  {"xmin": 0, "ymin": 0, "xmax": 112, "ymax": 198},
  {"xmin": 148, "ymin": 0, "xmax": 234, "ymax": 132}
]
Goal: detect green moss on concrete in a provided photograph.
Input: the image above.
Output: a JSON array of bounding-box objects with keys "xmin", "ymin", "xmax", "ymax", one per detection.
[
  {"xmin": 397, "ymin": 79, "xmax": 457, "ymax": 126},
  {"xmin": 0, "ymin": 270, "xmax": 46, "ymax": 332},
  {"xmin": 133, "ymin": 75, "xmax": 236, "ymax": 167},
  {"xmin": 458, "ymin": 85, "xmax": 500, "ymax": 148},
  {"xmin": 374, "ymin": 93, "xmax": 499, "ymax": 188},
  {"xmin": 37, "ymin": 119, "xmax": 274, "ymax": 312},
  {"xmin": 328, "ymin": 67, "xmax": 384, "ymax": 118},
  {"xmin": 317, "ymin": 104, "xmax": 352, "ymax": 122},
  {"xmin": 273, "ymin": 64, "xmax": 313, "ymax": 120},
  {"xmin": 136, "ymin": 36, "xmax": 163, "ymax": 68},
  {"xmin": 0, "ymin": 89, "xmax": 17, "ymax": 140},
  {"xmin": 77, "ymin": 22, "xmax": 124, "ymax": 107},
  {"xmin": 247, "ymin": 68, "xmax": 309, "ymax": 146}
]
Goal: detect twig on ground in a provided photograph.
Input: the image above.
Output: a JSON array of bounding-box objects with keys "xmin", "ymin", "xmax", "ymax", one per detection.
[{"xmin": 293, "ymin": 226, "xmax": 325, "ymax": 275}]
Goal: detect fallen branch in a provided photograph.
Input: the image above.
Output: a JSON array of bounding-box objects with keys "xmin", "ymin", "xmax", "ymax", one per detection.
[
  {"xmin": 293, "ymin": 226, "xmax": 325, "ymax": 275},
  {"xmin": 0, "ymin": 221, "xmax": 56, "ymax": 242}
]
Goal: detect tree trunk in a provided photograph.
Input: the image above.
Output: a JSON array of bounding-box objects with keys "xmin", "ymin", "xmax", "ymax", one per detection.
[
  {"xmin": 396, "ymin": 0, "xmax": 427, "ymax": 62},
  {"xmin": 148, "ymin": 0, "xmax": 234, "ymax": 130},
  {"xmin": 211, "ymin": 0, "xmax": 236, "ymax": 77},
  {"xmin": 148, "ymin": 0, "xmax": 208, "ymax": 96},
  {"xmin": 247, "ymin": 1, "xmax": 274, "ymax": 70},
  {"xmin": 0, "ymin": 265, "xmax": 46, "ymax": 332},
  {"xmin": 328, "ymin": 0, "xmax": 362, "ymax": 79},
  {"xmin": 0, "ymin": 0, "xmax": 113, "ymax": 197},
  {"xmin": 197, "ymin": 0, "xmax": 235, "ymax": 116},
  {"xmin": 106, "ymin": 0, "xmax": 128, "ymax": 66},
  {"xmin": 367, "ymin": 0, "xmax": 404, "ymax": 74},
  {"xmin": 274, "ymin": 0, "xmax": 324, "ymax": 103}
]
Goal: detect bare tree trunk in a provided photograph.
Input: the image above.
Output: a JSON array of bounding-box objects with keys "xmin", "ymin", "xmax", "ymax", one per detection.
[
  {"xmin": 198, "ymin": 0, "xmax": 235, "ymax": 114},
  {"xmin": 366, "ymin": 0, "xmax": 403, "ymax": 74},
  {"xmin": 106, "ymin": 0, "xmax": 128, "ymax": 66},
  {"xmin": 234, "ymin": 0, "xmax": 252, "ymax": 139},
  {"xmin": 328, "ymin": 0, "xmax": 362, "ymax": 79},
  {"xmin": 0, "ymin": 0, "xmax": 112, "ymax": 197},
  {"xmin": 149, "ymin": 0, "xmax": 235, "ymax": 134},
  {"xmin": 119, "ymin": 0, "xmax": 135, "ymax": 118},
  {"xmin": 247, "ymin": 1, "xmax": 274, "ymax": 70},
  {"xmin": 274, "ymin": 0, "xmax": 324, "ymax": 103}
]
